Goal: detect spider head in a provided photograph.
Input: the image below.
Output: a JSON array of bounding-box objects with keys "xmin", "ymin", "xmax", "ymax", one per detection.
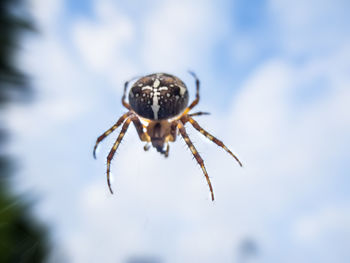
[
  {"xmin": 128, "ymin": 73, "xmax": 189, "ymax": 121},
  {"xmin": 146, "ymin": 120, "xmax": 172, "ymax": 153},
  {"xmin": 151, "ymin": 138, "xmax": 166, "ymax": 153}
]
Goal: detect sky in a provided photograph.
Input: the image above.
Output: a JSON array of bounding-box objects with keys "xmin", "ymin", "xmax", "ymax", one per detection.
[{"xmin": 5, "ymin": 0, "xmax": 350, "ymax": 262}]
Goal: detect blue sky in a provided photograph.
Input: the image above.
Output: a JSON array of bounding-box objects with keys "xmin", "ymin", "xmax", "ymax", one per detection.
[{"xmin": 6, "ymin": 0, "xmax": 350, "ymax": 262}]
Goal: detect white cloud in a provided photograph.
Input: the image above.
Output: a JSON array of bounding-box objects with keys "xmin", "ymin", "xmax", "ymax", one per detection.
[
  {"xmin": 28, "ymin": 0, "xmax": 63, "ymax": 33},
  {"xmin": 224, "ymin": 45, "xmax": 350, "ymax": 262},
  {"xmin": 9, "ymin": 0, "xmax": 350, "ymax": 262},
  {"xmin": 141, "ymin": 0, "xmax": 228, "ymax": 71},
  {"xmin": 293, "ymin": 206, "xmax": 350, "ymax": 244},
  {"xmin": 58, "ymin": 45, "xmax": 350, "ymax": 262},
  {"xmin": 267, "ymin": 0, "xmax": 350, "ymax": 54},
  {"xmin": 71, "ymin": 0, "xmax": 230, "ymax": 91},
  {"xmin": 72, "ymin": 1, "xmax": 134, "ymax": 74},
  {"xmin": 291, "ymin": 205, "xmax": 350, "ymax": 263},
  {"xmin": 7, "ymin": 37, "xmax": 93, "ymax": 138}
]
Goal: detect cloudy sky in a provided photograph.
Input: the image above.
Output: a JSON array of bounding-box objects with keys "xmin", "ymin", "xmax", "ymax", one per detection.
[{"xmin": 6, "ymin": 0, "xmax": 350, "ymax": 262}]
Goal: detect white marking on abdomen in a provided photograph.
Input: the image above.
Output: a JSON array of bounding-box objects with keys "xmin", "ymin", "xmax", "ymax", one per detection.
[
  {"xmin": 159, "ymin": 86, "xmax": 168, "ymax": 91},
  {"xmin": 151, "ymin": 88, "xmax": 161, "ymax": 119},
  {"xmin": 153, "ymin": 79, "xmax": 160, "ymax": 88},
  {"xmin": 179, "ymin": 85, "xmax": 186, "ymax": 96},
  {"xmin": 142, "ymin": 86, "xmax": 152, "ymax": 91}
]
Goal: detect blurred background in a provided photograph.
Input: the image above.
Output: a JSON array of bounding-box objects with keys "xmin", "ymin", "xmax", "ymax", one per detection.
[{"xmin": 1, "ymin": 0, "xmax": 349, "ymax": 262}]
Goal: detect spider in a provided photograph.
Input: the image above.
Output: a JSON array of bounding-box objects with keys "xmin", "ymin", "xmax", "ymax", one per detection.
[{"xmin": 93, "ymin": 72, "xmax": 242, "ymax": 201}]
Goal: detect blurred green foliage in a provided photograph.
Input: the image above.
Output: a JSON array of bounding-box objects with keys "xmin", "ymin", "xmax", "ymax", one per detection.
[
  {"xmin": 0, "ymin": 0, "xmax": 50, "ymax": 262},
  {"xmin": 0, "ymin": 0, "xmax": 34, "ymax": 104},
  {"xmin": 0, "ymin": 162, "xmax": 49, "ymax": 262}
]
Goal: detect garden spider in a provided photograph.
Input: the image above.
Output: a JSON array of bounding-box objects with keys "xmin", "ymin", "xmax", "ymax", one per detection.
[{"xmin": 93, "ymin": 72, "xmax": 242, "ymax": 201}]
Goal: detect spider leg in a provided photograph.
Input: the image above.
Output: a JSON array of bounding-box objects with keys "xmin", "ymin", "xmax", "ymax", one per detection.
[
  {"xmin": 177, "ymin": 121, "xmax": 215, "ymax": 201},
  {"xmin": 188, "ymin": 111, "xmax": 210, "ymax": 117},
  {"xmin": 130, "ymin": 115, "xmax": 150, "ymax": 142},
  {"xmin": 165, "ymin": 143, "xmax": 170, "ymax": 157},
  {"xmin": 93, "ymin": 111, "xmax": 132, "ymax": 159},
  {"xmin": 122, "ymin": 75, "xmax": 143, "ymax": 110},
  {"xmin": 144, "ymin": 143, "xmax": 150, "ymax": 151},
  {"xmin": 161, "ymin": 143, "xmax": 170, "ymax": 158},
  {"xmin": 122, "ymin": 79, "xmax": 133, "ymax": 110},
  {"xmin": 186, "ymin": 116, "xmax": 242, "ymax": 167},
  {"xmin": 106, "ymin": 118, "xmax": 132, "ymax": 194},
  {"xmin": 183, "ymin": 71, "xmax": 200, "ymax": 115}
]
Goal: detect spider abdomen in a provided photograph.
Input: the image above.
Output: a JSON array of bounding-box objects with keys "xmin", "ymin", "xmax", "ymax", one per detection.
[{"xmin": 129, "ymin": 73, "xmax": 189, "ymax": 120}]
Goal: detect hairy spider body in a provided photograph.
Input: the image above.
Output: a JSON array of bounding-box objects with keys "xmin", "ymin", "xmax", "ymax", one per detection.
[
  {"xmin": 93, "ymin": 72, "xmax": 242, "ymax": 201},
  {"xmin": 129, "ymin": 73, "xmax": 189, "ymax": 120}
]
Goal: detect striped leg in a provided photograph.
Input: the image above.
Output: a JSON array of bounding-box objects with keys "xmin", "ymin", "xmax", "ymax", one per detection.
[
  {"xmin": 188, "ymin": 111, "xmax": 210, "ymax": 117},
  {"xmin": 93, "ymin": 111, "xmax": 132, "ymax": 159},
  {"xmin": 163, "ymin": 143, "xmax": 170, "ymax": 158},
  {"xmin": 130, "ymin": 115, "xmax": 150, "ymax": 142},
  {"xmin": 122, "ymin": 76, "xmax": 141, "ymax": 110},
  {"xmin": 144, "ymin": 143, "xmax": 150, "ymax": 151},
  {"xmin": 187, "ymin": 116, "xmax": 242, "ymax": 167},
  {"xmin": 122, "ymin": 79, "xmax": 132, "ymax": 110},
  {"xmin": 106, "ymin": 118, "xmax": 132, "ymax": 194},
  {"xmin": 177, "ymin": 121, "xmax": 215, "ymax": 201},
  {"xmin": 183, "ymin": 71, "xmax": 200, "ymax": 115},
  {"xmin": 169, "ymin": 121, "xmax": 178, "ymax": 142}
]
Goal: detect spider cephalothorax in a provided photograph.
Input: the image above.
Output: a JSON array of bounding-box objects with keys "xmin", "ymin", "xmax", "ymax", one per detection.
[{"xmin": 93, "ymin": 72, "xmax": 242, "ymax": 201}]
